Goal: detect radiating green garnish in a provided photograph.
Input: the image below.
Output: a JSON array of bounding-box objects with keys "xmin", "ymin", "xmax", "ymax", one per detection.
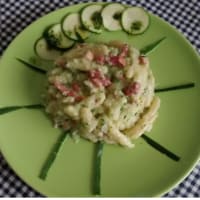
[
  {"xmin": 0, "ymin": 104, "xmax": 43, "ymax": 115},
  {"xmin": 141, "ymin": 134, "xmax": 180, "ymax": 161},
  {"xmin": 140, "ymin": 37, "xmax": 166, "ymax": 55},
  {"xmin": 16, "ymin": 58, "xmax": 47, "ymax": 74},
  {"xmin": 93, "ymin": 141, "xmax": 104, "ymax": 195},
  {"xmin": 155, "ymin": 82, "xmax": 195, "ymax": 93},
  {"xmin": 39, "ymin": 132, "xmax": 69, "ymax": 180}
]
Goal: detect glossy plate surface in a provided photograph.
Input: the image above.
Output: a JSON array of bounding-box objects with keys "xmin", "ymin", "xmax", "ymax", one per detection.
[{"xmin": 0, "ymin": 3, "xmax": 200, "ymax": 197}]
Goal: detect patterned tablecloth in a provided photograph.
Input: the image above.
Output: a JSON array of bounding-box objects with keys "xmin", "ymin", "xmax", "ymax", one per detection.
[{"xmin": 0, "ymin": 0, "xmax": 200, "ymax": 197}]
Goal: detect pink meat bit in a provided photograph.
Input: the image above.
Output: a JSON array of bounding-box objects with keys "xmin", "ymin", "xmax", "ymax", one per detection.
[
  {"xmin": 55, "ymin": 58, "xmax": 66, "ymax": 68},
  {"xmin": 94, "ymin": 55, "xmax": 105, "ymax": 65},
  {"xmin": 75, "ymin": 95, "xmax": 85, "ymax": 102},
  {"xmin": 54, "ymin": 81, "xmax": 85, "ymax": 102},
  {"xmin": 71, "ymin": 82, "xmax": 80, "ymax": 92},
  {"xmin": 54, "ymin": 81, "xmax": 75, "ymax": 97},
  {"xmin": 101, "ymin": 77, "xmax": 111, "ymax": 87},
  {"xmin": 139, "ymin": 56, "xmax": 147, "ymax": 65},
  {"xmin": 89, "ymin": 69, "xmax": 101, "ymax": 78},
  {"xmin": 118, "ymin": 56, "xmax": 126, "ymax": 67},
  {"xmin": 90, "ymin": 78, "xmax": 103, "ymax": 87},
  {"xmin": 123, "ymin": 82, "xmax": 140, "ymax": 96},
  {"xmin": 119, "ymin": 44, "xmax": 129, "ymax": 57},
  {"xmin": 88, "ymin": 69, "xmax": 111, "ymax": 87},
  {"xmin": 108, "ymin": 44, "xmax": 128, "ymax": 67},
  {"xmin": 109, "ymin": 55, "xmax": 126, "ymax": 67},
  {"xmin": 85, "ymin": 50, "xmax": 94, "ymax": 61}
]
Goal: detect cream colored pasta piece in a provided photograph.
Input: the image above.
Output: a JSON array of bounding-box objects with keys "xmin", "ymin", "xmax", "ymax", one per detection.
[
  {"xmin": 92, "ymin": 44, "xmax": 110, "ymax": 56},
  {"xmin": 90, "ymin": 116, "xmax": 109, "ymax": 141},
  {"xmin": 54, "ymin": 72, "xmax": 73, "ymax": 84},
  {"xmin": 81, "ymin": 131, "xmax": 99, "ymax": 143},
  {"xmin": 144, "ymin": 113, "xmax": 158, "ymax": 132},
  {"xmin": 108, "ymin": 121, "xmax": 134, "ymax": 148},
  {"xmin": 67, "ymin": 58, "xmax": 92, "ymax": 71},
  {"xmin": 64, "ymin": 105, "xmax": 79, "ymax": 120},
  {"xmin": 100, "ymin": 65, "xmax": 109, "ymax": 74},
  {"xmin": 84, "ymin": 80, "xmax": 106, "ymax": 93},
  {"xmin": 118, "ymin": 103, "xmax": 142, "ymax": 130},
  {"xmin": 80, "ymin": 107, "xmax": 97, "ymax": 132},
  {"xmin": 50, "ymin": 67, "xmax": 63, "ymax": 75},
  {"xmin": 143, "ymin": 70, "xmax": 155, "ymax": 108},
  {"xmin": 125, "ymin": 96, "xmax": 160, "ymax": 139},
  {"xmin": 84, "ymin": 80, "xmax": 98, "ymax": 93},
  {"xmin": 132, "ymin": 69, "xmax": 152, "ymax": 109},
  {"xmin": 124, "ymin": 47, "xmax": 140, "ymax": 79},
  {"xmin": 63, "ymin": 46, "xmax": 89, "ymax": 60},
  {"xmin": 83, "ymin": 92, "xmax": 106, "ymax": 109},
  {"xmin": 125, "ymin": 63, "xmax": 134, "ymax": 79},
  {"xmin": 107, "ymin": 97, "xmax": 127, "ymax": 121},
  {"xmin": 62, "ymin": 96, "xmax": 75, "ymax": 103}
]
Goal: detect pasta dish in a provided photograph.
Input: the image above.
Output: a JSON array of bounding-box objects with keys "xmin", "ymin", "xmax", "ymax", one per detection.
[{"xmin": 44, "ymin": 41, "xmax": 160, "ymax": 148}]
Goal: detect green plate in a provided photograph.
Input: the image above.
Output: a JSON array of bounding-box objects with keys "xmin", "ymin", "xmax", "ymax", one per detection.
[{"xmin": 0, "ymin": 3, "xmax": 200, "ymax": 197}]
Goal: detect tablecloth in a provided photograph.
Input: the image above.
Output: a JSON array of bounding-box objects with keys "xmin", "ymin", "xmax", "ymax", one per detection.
[{"xmin": 0, "ymin": 0, "xmax": 200, "ymax": 197}]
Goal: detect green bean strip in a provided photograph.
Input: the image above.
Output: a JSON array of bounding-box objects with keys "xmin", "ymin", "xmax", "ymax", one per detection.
[
  {"xmin": 39, "ymin": 132, "xmax": 69, "ymax": 180},
  {"xmin": 93, "ymin": 141, "xmax": 104, "ymax": 195},
  {"xmin": 140, "ymin": 37, "xmax": 166, "ymax": 55},
  {"xmin": 0, "ymin": 104, "xmax": 43, "ymax": 115},
  {"xmin": 155, "ymin": 82, "xmax": 195, "ymax": 93},
  {"xmin": 16, "ymin": 58, "xmax": 47, "ymax": 74},
  {"xmin": 141, "ymin": 134, "xmax": 180, "ymax": 161}
]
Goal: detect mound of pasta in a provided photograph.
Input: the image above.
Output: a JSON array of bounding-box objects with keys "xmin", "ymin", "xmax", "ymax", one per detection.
[{"xmin": 44, "ymin": 41, "xmax": 160, "ymax": 148}]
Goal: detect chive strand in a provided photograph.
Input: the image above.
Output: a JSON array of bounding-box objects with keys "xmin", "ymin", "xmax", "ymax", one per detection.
[
  {"xmin": 0, "ymin": 104, "xmax": 43, "ymax": 115},
  {"xmin": 25, "ymin": 104, "xmax": 44, "ymax": 109},
  {"xmin": 0, "ymin": 106, "xmax": 21, "ymax": 115},
  {"xmin": 141, "ymin": 134, "xmax": 180, "ymax": 161},
  {"xmin": 93, "ymin": 141, "xmax": 104, "ymax": 195},
  {"xmin": 16, "ymin": 58, "xmax": 47, "ymax": 74},
  {"xmin": 155, "ymin": 82, "xmax": 195, "ymax": 93},
  {"xmin": 39, "ymin": 132, "xmax": 69, "ymax": 180},
  {"xmin": 140, "ymin": 37, "xmax": 166, "ymax": 55}
]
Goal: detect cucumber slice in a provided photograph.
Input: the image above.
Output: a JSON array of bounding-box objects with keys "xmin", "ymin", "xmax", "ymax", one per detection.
[
  {"xmin": 62, "ymin": 12, "xmax": 90, "ymax": 41},
  {"xmin": 121, "ymin": 7, "xmax": 150, "ymax": 35},
  {"xmin": 43, "ymin": 23, "xmax": 74, "ymax": 50},
  {"xmin": 34, "ymin": 38, "xmax": 61, "ymax": 61},
  {"xmin": 75, "ymin": 27, "xmax": 89, "ymax": 42},
  {"xmin": 101, "ymin": 3, "xmax": 125, "ymax": 31},
  {"xmin": 81, "ymin": 4, "xmax": 103, "ymax": 33}
]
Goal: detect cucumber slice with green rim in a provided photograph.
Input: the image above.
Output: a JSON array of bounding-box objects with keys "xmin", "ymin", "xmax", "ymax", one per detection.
[
  {"xmin": 34, "ymin": 38, "xmax": 61, "ymax": 61},
  {"xmin": 75, "ymin": 27, "xmax": 89, "ymax": 42},
  {"xmin": 121, "ymin": 7, "xmax": 150, "ymax": 35},
  {"xmin": 62, "ymin": 12, "xmax": 90, "ymax": 41},
  {"xmin": 101, "ymin": 3, "xmax": 125, "ymax": 31},
  {"xmin": 43, "ymin": 23, "xmax": 74, "ymax": 50},
  {"xmin": 81, "ymin": 4, "xmax": 103, "ymax": 33}
]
